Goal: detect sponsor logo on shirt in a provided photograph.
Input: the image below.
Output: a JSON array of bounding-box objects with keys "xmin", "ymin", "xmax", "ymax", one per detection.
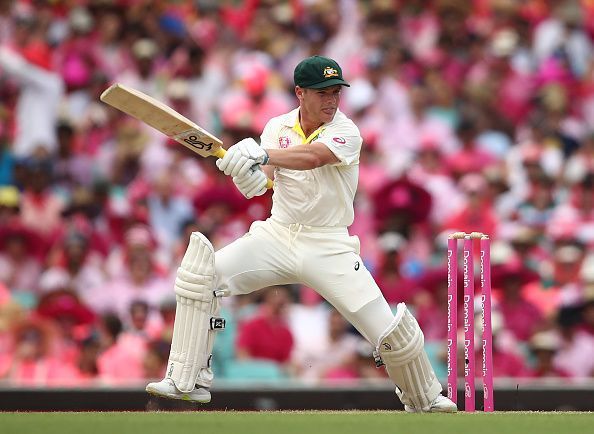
[
  {"xmin": 279, "ymin": 136, "xmax": 291, "ymax": 148},
  {"xmin": 333, "ymin": 137, "xmax": 346, "ymax": 144}
]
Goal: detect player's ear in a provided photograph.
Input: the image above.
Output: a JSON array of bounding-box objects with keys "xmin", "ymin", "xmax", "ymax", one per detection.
[{"xmin": 295, "ymin": 86, "xmax": 305, "ymax": 101}]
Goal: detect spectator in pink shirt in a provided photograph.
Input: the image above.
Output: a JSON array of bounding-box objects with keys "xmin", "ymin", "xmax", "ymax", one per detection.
[
  {"xmin": 492, "ymin": 259, "xmax": 544, "ymax": 342},
  {"xmin": 4, "ymin": 316, "xmax": 76, "ymax": 387},
  {"xmin": 236, "ymin": 286, "xmax": 294, "ymax": 365},
  {"xmin": 18, "ymin": 158, "xmax": 65, "ymax": 246},
  {"xmin": 444, "ymin": 173, "xmax": 499, "ymax": 237},
  {"xmin": 445, "ymin": 116, "xmax": 497, "ymax": 179},
  {"xmin": 143, "ymin": 339, "xmax": 170, "ymax": 381},
  {"xmin": 0, "ymin": 293, "xmax": 24, "ymax": 378},
  {"xmin": 372, "ymin": 232, "xmax": 419, "ymax": 305},
  {"xmin": 553, "ymin": 306, "xmax": 594, "ymax": 378},
  {"xmin": 322, "ymin": 310, "xmax": 374, "ymax": 382},
  {"xmin": 96, "ymin": 313, "xmax": 146, "ymax": 385},
  {"xmin": 524, "ymin": 238, "xmax": 587, "ymax": 319},
  {"xmin": 92, "ymin": 225, "xmax": 172, "ymax": 320}
]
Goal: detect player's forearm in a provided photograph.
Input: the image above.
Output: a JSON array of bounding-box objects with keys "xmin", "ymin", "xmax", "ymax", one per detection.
[{"xmin": 266, "ymin": 144, "xmax": 338, "ymax": 170}]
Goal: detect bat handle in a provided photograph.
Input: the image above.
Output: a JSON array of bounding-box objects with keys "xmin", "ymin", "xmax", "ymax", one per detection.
[{"xmin": 215, "ymin": 148, "xmax": 274, "ymax": 190}]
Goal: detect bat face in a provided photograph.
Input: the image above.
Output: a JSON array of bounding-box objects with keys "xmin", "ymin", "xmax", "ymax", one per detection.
[{"xmin": 100, "ymin": 83, "xmax": 225, "ymax": 159}]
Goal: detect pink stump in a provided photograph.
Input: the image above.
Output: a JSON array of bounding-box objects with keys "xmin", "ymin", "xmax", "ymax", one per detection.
[
  {"xmin": 447, "ymin": 237, "xmax": 458, "ymax": 404},
  {"xmin": 481, "ymin": 237, "xmax": 494, "ymax": 412},
  {"xmin": 463, "ymin": 236, "xmax": 475, "ymax": 412}
]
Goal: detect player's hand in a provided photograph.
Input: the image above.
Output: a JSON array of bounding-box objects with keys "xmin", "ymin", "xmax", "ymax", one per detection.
[
  {"xmin": 235, "ymin": 138, "xmax": 269, "ymax": 165},
  {"xmin": 216, "ymin": 144, "xmax": 254, "ymax": 177},
  {"xmin": 216, "ymin": 138, "xmax": 269, "ymax": 178},
  {"xmin": 233, "ymin": 167, "xmax": 268, "ymax": 199}
]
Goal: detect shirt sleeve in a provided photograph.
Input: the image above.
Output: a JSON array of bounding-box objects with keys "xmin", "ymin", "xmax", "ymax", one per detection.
[
  {"xmin": 260, "ymin": 118, "xmax": 280, "ymax": 150},
  {"xmin": 315, "ymin": 121, "xmax": 362, "ymax": 166}
]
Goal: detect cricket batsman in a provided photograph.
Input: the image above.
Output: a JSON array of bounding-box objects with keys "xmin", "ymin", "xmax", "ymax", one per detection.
[{"xmin": 146, "ymin": 55, "xmax": 457, "ymax": 413}]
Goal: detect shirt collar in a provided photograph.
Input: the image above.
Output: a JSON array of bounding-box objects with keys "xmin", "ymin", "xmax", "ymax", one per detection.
[{"xmin": 284, "ymin": 107, "xmax": 339, "ymax": 144}]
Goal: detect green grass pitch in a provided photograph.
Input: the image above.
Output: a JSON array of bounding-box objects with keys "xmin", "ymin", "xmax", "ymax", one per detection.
[{"xmin": 2, "ymin": 411, "xmax": 593, "ymax": 434}]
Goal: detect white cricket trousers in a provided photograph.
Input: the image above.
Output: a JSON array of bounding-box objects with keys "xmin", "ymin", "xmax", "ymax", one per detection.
[{"xmin": 214, "ymin": 218, "xmax": 395, "ymax": 345}]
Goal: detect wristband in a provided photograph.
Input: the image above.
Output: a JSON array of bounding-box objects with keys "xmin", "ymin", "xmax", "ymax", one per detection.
[{"xmin": 261, "ymin": 149, "xmax": 270, "ymax": 165}]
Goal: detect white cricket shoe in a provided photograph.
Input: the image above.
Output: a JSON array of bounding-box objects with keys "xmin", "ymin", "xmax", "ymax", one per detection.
[
  {"xmin": 146, "ymin": 378, "xmax": 211, "ymax": 403},
  {"xmin": 404, "ymin": 394, "xmax": 458, "ymax": 413}
]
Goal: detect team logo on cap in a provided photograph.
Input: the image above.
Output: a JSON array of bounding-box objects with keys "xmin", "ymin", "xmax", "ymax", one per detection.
[{"xmin": 323, "ymin": 66, "xmax": 339, "ymax": 78}]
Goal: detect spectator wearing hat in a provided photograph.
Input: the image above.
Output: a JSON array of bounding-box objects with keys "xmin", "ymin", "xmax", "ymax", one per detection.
[
  {"xmin": 0, "ymin": 217, "xmax": 43, "ymax": 297},
  {"xmin": 528, "ymin": 330, "xmax": 571, "ymax": 378},
  {"xmin": 4, "ymin": 316, "xmax": 76, "ymax": 386},
  {"xmin": 0, "ymin": 186, "xmax": 19, "ymax": 223},
  {"xmin": 116, "ymin": 38, "xmax": 163, "ymax": 100},
  {"xmin": 36, "ymin": 289, "xmax": 96, "ymax": 369}
]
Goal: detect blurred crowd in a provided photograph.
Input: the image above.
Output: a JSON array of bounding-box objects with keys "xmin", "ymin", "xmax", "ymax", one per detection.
[{"xmin": 1, "ymin": 0, "xmax": 594, "ymax": 388}]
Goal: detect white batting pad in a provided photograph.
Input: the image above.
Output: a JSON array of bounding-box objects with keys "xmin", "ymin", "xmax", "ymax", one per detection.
[
  {"xmin": 167, "ymin": 232, "xmax": 225, "ymax": 392},
  {"xmin": 377, "ymin": 303, "xmax": 442, "ymax": 410}
]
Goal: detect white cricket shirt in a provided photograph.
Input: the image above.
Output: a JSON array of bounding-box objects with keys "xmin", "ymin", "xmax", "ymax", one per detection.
[{"xmin": 260, "ymin": 108, "xmax": 362, "ymax": 227}]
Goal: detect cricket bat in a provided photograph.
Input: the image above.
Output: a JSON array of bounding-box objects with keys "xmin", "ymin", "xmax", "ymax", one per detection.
[{"xmin": 100, "ymin": 83, "xmax": 273, "ymax": 189}]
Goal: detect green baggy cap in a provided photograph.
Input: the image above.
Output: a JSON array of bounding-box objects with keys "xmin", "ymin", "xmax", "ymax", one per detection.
[{"xmin": 294, "ymin": 55, "xmax": 350, "ymax": 89}]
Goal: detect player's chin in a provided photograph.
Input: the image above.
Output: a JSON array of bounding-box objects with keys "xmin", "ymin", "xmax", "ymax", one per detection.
[{"xmin": 320, "ymin": 109, "xmax": 336, "ymax": 122}]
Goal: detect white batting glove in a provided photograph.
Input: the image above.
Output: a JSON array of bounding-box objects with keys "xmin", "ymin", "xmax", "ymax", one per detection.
[
  {"xmin": 235, "ymin": 137, "xmax": 269, "ymax": 165},
  {"xmin": 233, "ymin": 167, "xmax": 268, "ymax": 199},
  {"xmin": 216, "ymin": 138, "xmax": 269, "ymax": 178},
  {"xmin": 216, "ymin": 146, "xmax": 253, "ymax": 178}
]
